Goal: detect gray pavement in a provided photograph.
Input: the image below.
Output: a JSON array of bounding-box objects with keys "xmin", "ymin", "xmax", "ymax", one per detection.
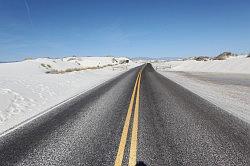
[{"xmin": 0, "ymin": 64, "xmax": 249, "ymax": 166}]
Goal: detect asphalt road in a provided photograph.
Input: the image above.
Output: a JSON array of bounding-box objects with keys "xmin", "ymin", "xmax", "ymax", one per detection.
[{"xmin": 0, "ymin": 64, "xmax": 249, "ymax": 166}]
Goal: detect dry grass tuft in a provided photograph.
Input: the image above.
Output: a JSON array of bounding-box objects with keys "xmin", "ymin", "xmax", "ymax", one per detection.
[
  {"xmin": 45, "ymin": 64, "xmax": 117, "ymax": 74},
  {"xmin": 41, "ymin": 63, "xmax": 52, "ymax": 68},
  {"xmin": 41, "ymin": 63, "xmax": 47, "ymax": 67},
  {"xmin": 194, "ymin": 56, "xmax": 211, "ymax": 61}
]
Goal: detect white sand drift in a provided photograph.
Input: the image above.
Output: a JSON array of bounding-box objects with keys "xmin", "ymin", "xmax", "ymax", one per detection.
[
  {"xmin": 0, "ymin": 57, "xmax": 138, "ymax": 134},
  {"xmin": 152, "ymin": 55, "xmax": 250, "ymax": 123}
]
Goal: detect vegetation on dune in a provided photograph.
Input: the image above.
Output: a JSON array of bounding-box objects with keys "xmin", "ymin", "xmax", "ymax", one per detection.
[
  {"xmin": 41, "ymin": 63, "xmax": 51, "ymax": 68},
  {"xmin": 45, "ymin": 64, "xmax": 118, "ymax": 74},
  {"xmin": 214, "ymin": 52, "xmax": 237, "ymax": 60},
  {"xmin": 41, "ymin": 63, "xmax": 47, "ymax": 67},
  {"xmin": 194, "ymin": 56, "xmax": 211, "ymax": 61}
]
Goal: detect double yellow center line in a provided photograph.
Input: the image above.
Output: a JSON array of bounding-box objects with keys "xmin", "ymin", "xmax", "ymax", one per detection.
[{"xmin": 114, "ymin": 68, "xmax": 143, "ymax": 166}]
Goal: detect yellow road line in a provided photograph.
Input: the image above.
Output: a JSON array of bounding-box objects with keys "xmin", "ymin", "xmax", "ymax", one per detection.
[
  {"xmin": 128, "ymin": 71, "xmax": 142, "ymax": 166},
  {"xmin": 114, "ymin": 72, "xmax": 140, "ymax": 166}
]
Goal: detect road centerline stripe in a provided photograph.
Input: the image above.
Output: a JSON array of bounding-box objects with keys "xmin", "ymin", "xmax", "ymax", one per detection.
[
  {"xmin": 114, "ymin": 71, "xmax": 140, "ymax": 166},
  {"xmin": 128, "ymin": 71, "xmax": 142, "ymax": 166}
]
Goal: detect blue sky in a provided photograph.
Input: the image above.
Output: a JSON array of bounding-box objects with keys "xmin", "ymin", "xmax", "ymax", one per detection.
[{"xmin": 0, "ymin": 0, "xmax": 250, "ymax": 61}]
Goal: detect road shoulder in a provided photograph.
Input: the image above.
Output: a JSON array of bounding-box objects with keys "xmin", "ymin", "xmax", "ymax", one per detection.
[{"xmin": 158, "ymin": 71, "xmax": 250, "ymax": 124}]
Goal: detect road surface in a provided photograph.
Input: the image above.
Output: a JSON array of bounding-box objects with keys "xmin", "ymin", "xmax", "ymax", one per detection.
[{"xmin": 0, "ymin": 64, "xmax": 249, "ymax": 166}]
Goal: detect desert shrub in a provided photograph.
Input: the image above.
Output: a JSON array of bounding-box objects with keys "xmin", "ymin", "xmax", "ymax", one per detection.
[
  {"xmin": 87, "ymin": 66, "xmax": 99, "ymax": 70},
  {"xmin": 247, "ymin": 54, "xmax": 250, "ymax": 58},
  {"xmin": 112, "ymin": 58, "xmax": 118, "ymax": 63},
  {"xmin": 74, "ymin": 68, "xmax": 81, "ymax": 71},
  {"xmin": 65, "ymin": 67, "xmax": 87, "ymax": 73},
  {"xmin": 65, "ymin": 68, "xmax": 74, "ymax": 72},
  {"xmin": 75, "ymin": 61, "xmax": 81, "ymax": 65},
  {"xmin": 41, "ymin": 63, "xmax": 47, "ymax": 67},
  {"xmin": 75, "ymin": 67, "xmax": 86, "ymax": 71},
  {"xmin": 41, "ymin": 63, "xmax": 52, "ymax": 68},
  {"xmin": 46, "ymin": 69, "xmax": 61, "ymax": 74},
  {"xmin": 118, "ymin": 59, "xmax": 129, "ymax": 64},
  {"xmin": 214, "ymin": 52, "xmax": 236, "ymax": 60},
  {"xmin": 194, "ymin": 56, "xmax": 211, "ymax": 61}
]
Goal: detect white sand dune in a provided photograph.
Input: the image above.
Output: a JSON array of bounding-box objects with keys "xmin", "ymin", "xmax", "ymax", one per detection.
[
  {"xmin": 152, "ymin": 55, "xmax": 250, "ymax": 123},
  {"xmin": 153, "ymin": 55, "xmax": 250, "ymax": 74},
  {"xmin": 0, "ymin": 57, "xmax": 138, "ymax": 134}
]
